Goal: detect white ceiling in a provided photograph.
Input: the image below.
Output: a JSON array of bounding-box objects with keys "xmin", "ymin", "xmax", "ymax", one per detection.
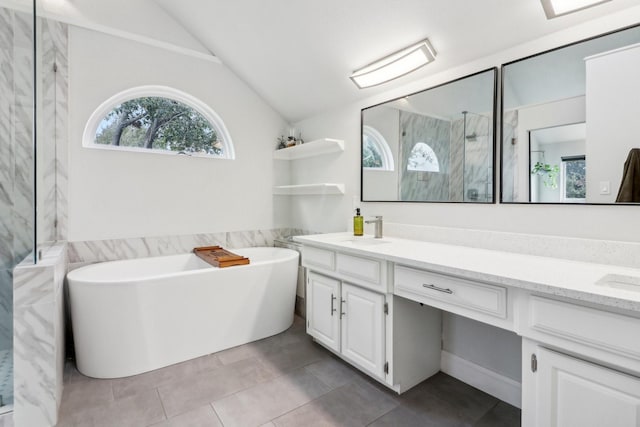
[{"xmin": 40, "ymin": 0, "xmax": 640, "ymax": 123}]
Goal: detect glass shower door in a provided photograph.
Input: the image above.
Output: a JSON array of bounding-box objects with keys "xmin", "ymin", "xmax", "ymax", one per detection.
[{"xmin": 0, "ymin": 0, "xmax": 36, "ymax": 412}]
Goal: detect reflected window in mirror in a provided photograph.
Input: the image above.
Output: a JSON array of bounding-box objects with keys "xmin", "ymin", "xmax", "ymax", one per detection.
[
  {"xmin": 407, "ymin": 142, "xmax": 439, "ymax": 172},
  {"xmin": 361, "ymin": 68, "xmax": 497, "ymax": 203},
  {"xmin": 501, "ymin": 24, "xmax": 640, "ymax": 204},
  {"xmin": 363, "ymin": 125, "xmax": 394, "ymax": 170},
  {"xmin": 528, "ymin": 122, "xmax": 585, "ymax": 203},
  {"xmin": 561, "ymin": 156, "xmax": 586, "ymax": 202}
]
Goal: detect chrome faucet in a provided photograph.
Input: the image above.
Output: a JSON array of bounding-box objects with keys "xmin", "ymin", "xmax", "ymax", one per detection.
[{"xmin": 365, "ymin": 216, "xmax": 383, "ymax": 238}]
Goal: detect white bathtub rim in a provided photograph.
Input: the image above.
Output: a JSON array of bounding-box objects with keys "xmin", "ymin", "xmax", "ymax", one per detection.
[{"xmin": 67, "ymin": 246, "xmax": 299, "ymax": 284}]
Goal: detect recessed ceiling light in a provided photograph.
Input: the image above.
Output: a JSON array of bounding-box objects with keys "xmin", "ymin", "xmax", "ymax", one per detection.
[
  {"xmin": 541, "ymin": 0, "xmax": 612, "ymax": 19},
  {"xmin": 350, "ymin": 39, "xmax": 436, "ymax": 89}
]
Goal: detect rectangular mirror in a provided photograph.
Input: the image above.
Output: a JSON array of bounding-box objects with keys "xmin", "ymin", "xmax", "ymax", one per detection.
[
  {"xmin": 361, "ymin": 68, "xmax": 497, "ymax": 203},
  {"xmin": 501, "ymin": 24, "xmax": 640, "ymax": 204}
]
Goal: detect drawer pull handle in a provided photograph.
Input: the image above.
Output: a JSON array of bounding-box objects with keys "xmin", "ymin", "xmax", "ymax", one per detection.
[
  {"xmin": 423, "ymin": 284, "xmax": 453, "ymax": 294},
  {"xmin": 340, "ymin": 298, "xmax": 346, "ymax": 319},
  {"xmin": 331, "ymin": 294, "xmax": 337, "ymax": 316}
]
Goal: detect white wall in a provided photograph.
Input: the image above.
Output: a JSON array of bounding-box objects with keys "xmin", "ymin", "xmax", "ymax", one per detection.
[
  {"xmin": 68, "ymin": 27, "xmax": 288, "ymax": 241},
  {"xmin": 586, "ymin": 43, "xmax": 640, "ymax": 203}
]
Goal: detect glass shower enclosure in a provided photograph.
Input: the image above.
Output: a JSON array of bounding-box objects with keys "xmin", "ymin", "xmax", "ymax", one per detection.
[{"xmin": 0, "ymin": 0, "xmax": 36, "ymax": 412}]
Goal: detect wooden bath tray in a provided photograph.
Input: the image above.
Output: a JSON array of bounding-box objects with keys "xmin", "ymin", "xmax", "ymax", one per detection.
[{"xmin": 193, "ymin": 246, "xmax": 250, "ymax": 268}]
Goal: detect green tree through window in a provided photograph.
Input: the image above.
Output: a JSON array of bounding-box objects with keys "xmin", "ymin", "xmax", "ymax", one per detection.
[
  {"xmin": 363, "ymin": 135, "xmax": 383, "ymax": 168},
  {"xmin": 563, "ymin": 157, "xmax": 586, "ymax": 199},
  {"xmin": 95, "ymin": 97, "xmax": 223, "ymax": 156}
]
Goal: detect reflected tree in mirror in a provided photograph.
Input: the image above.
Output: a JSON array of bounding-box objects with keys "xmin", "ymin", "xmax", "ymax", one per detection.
[
  {"xmin": 362, "ymin": 125, "xmax": 394, "ymax": 170},
  {"xmin": 408, "ymin": 142, "xmax": 439, "ymax": 171},
  {"xmin": 363, "ymin": 135, "xmax": 383, "ymax": 168},
  {"xmin": 95, "ymin": 97, "xmax": 223, "ymax": 156},
  {"xmin": 563, "ymin": 156, "xmax": 586, "ymax": 201}
]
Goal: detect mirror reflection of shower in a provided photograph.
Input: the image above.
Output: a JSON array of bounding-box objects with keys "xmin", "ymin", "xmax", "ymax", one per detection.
[{"xmin": 460, "ymin": 111, "xmax": 492, "ymax": 202}]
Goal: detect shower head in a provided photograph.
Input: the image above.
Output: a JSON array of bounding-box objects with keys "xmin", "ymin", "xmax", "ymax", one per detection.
[{"xmin": 465, "ymin": 132, "xmax": 477, "ymax": 142}]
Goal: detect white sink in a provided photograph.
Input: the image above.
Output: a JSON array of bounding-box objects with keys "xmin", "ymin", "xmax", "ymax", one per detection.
[
  {"xmin": 595, "ymin": 274, "xmax": 640, "ymax": 292},
  {"xmin": 339, "ymin": 237, "xmax": 391, "ymax": 246}
]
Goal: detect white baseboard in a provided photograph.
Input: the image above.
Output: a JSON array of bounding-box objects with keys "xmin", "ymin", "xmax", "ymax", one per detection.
[{"xmin": 440, "ymin": 350, "xmax": 522, "ymax": 409}]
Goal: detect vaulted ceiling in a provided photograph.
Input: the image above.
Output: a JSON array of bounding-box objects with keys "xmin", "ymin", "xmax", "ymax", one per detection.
[{"xmin": 39, "ymin": 0, "xmax": 640, "ymax": 122}]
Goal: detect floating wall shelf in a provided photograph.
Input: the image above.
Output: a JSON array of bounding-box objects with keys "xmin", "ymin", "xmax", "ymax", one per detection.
[
  {"xmin": 273, "ymin": 138, "xmax": 345, "ymax": 160},
  {"xmin": 273, "ymin": 184, "xmax": 345, "ymax": 195}
]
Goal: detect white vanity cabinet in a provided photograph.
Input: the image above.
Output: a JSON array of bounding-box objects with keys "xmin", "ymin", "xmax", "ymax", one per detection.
[
  {"xmin": 307, "ymin": 272, "xmax": 386, "ymax": 378},
  {"xmin": 520, "ymin": 295, "xmax": 640, "ymax": 427},
  {"xmin": 523, "ymin": 342, "xmax": 640, "ymax": 427},
  {"xmin": 307, "ymin": 272, "xmax": 341, "ymax": 353},
  {"xmin": 297, "ymin": 232, "xmax": 640, "ymax": 425},
  {"xmin": 303, "ymin": 245, "xmax": 441, "ymax": 392}
]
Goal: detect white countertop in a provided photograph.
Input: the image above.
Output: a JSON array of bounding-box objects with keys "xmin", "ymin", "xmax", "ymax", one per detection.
[{"xmin": 294, "ymin": 232, "xmax": 640, "ymax": 312}]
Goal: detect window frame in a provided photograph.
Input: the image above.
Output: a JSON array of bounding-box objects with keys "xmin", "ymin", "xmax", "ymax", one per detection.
[
  {"xmin": 83, "ymin": 85, "xmax": 235, "ymax": 159},
  {"xmin": 560, "ymin": 155, "xmax": 586, "ymax": 203},
  {"xmin": 362, "ymin": 125, "xmax": 395, "ymax": 171}
]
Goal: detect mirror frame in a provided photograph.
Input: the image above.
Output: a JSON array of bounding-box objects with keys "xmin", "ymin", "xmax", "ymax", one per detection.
[
  {"xmin": 499, "ymin": 23, "xmax": 640, "ymax": 205},
  {"xmin": 360, "ymin": 67, "xmax": 498, "ymax": 204}
]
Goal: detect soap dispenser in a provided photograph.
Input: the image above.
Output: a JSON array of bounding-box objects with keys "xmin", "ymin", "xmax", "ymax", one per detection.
[{"xmin": 353, "ymin": 208, "xmax": 363, "ymax": 236}]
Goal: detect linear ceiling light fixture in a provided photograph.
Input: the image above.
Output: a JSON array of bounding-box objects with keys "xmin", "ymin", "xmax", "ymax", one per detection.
[
  {"xmin": 350, "ymin": 39, "xmax": 436, "ymax": 89},
  {"xmin": 540, "ymin": 0, "xmax": 612, "ymax": 19}
]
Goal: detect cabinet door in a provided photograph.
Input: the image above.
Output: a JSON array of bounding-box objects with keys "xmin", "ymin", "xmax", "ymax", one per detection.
[
  {"xmin": 307, "ymin": 272, "xmax": 340, "ymax": 352},
  {"xmin": 340, "ymin": 282, "xmax": 385, "ymax": 379},
  {"xmin": 535, "ymin": 346, "xmax": 640, "ymax": 427}
]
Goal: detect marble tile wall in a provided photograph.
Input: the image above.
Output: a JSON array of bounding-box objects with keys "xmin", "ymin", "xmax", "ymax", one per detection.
[
  {"xmin": 67, "ymin": 228, "xmax": 310, "ymax": 264},
  {"xmin": 449, "ymin": 117, "xmax": 464, "ymax": 202},
  {"xmin": 451, "ymin": 113, "xmax": 493, "ymax": 202},
  {"xmin": 13, "ymin": 242, "xmax": 66, "ymax": 427},
  {"xmin": 39, "ymin": 19, "xmax": 69, "ymax": 243},
  {"xmin": 399, "ymin": 111, "xmax": 451, "ymax": 201},
  {"xmin": 501, "ymin": 110, "xmax": 519, "ymax": 202},
  {"xmin": 0, "ymin": 7, "xmax": 35, "ymax": 358}
]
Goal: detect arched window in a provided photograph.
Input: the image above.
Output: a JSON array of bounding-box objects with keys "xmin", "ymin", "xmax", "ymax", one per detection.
[
  {"xmin": 83, "ymin": 86, "xmax": 234, "ymax": 159},
  {"xmin": 362, "ymin": 125, "xmax": 394, "ymax": 170},
  {"xmin": 407, "ymin": 142, "xmax": 439, "ymax": 172}
]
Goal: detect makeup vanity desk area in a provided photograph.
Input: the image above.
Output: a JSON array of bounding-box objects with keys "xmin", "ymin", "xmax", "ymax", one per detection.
[{"xmin": 293, "ymin": 232, "xmax": 640, "ymax": 427}]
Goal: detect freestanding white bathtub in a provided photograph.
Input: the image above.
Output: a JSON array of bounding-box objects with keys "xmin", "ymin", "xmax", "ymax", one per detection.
[{"xmin": 67, "ymin": 247, "xmax": 299, "ymax": 378}]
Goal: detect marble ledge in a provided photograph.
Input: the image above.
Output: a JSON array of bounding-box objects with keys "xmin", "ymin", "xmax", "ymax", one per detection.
[
  {"xmin": 67, "ymin": 228, "xmax": 312, "ymax": 264},
  {"xmin": 13, "ymin": 242, "xmax": 67, "ymax": 308},
  {"xmin": 294, "ymin": 232, "xmax": 640, "ymax": 313}
]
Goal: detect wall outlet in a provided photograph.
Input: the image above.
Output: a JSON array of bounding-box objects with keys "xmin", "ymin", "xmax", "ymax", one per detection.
[{"xmin": 599, "ymin": 181, "xmax": 611, "ymax": 195}]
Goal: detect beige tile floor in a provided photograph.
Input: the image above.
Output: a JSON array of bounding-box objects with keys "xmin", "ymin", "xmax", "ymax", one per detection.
[{"xmin": 57, "ymin": 316, "xmax": 520, "ymax": 426}]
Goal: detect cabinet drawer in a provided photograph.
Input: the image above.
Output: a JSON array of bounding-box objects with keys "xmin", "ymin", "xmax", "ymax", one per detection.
[
  {"xmin": 394, "ymin": 265, "xmax": 507, "ymax": 318},
  {"xmin": 336, "ymin": 253, "xmax": 386, "ymax": 291},
  {"xmin": 525, "ymin": 296, "xmax": 640, "ymax": 361},
  {"xmin": 302, "ymin": 246, "xmax": 335, "ymax": 271}
]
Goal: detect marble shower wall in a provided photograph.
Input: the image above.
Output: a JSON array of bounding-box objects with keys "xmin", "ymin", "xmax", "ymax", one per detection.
[
  {"xmin": 399, "ymin": 111, "xmax": 451, "ymax": 201},
  {"xmin": 39, "ymin": 19, "xmax": 69, "ymax": 243},
  {"xmin": 502, "ymin": 110, "xmax": 519, "ymax": 202},
  {"xmin": 451, "ymin": 113, "xmax": 493, "ymax": 202},
  {"xmin": 0, "ymin": 7, "xmax": 35, "ymax": 353}
]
